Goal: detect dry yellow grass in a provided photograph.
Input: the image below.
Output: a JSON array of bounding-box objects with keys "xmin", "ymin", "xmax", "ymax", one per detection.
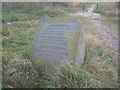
[{"xmin": 83, "ymin": 32, "xmax": 102, "ymax": 47}]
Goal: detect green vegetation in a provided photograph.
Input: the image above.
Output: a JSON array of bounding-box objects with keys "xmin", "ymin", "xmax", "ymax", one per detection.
[
  {"xmin": 2, "ymin": 19, "xmax": 118, "ymax": 88},
  {"xmin": 83, "ymin": 2, "xmax": 109, "ymax": 5},
  {"xmin": 2, "ymin": 3, "xmax": 118, "ymax": 88},
  {"xmin": 2, "ymin": 5, "xmax": 65, "ymax": 22},
  {"xmin": 2, "ymin": 21, "xmax": 96, "ymax": 88}
]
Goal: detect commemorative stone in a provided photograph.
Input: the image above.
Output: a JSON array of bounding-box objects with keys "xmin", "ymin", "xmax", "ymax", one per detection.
[{"xmin": 31, "ymin": 16, "xmax": 85, "ymax": 74}]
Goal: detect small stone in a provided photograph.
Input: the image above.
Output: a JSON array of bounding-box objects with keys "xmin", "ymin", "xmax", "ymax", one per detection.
[{"xmin": 7, "ymin": 22, "xmax": 12, "ymax": 25}]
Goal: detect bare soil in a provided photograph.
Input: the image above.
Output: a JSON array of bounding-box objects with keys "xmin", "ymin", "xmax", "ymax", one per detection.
[{"xmin": 91, "ymin": 19, "xmax": 118, "ymax": 57}]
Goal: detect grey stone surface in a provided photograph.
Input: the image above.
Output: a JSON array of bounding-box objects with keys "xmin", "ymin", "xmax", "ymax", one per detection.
[
  {"xmin": 31, "ymin": 16, "xmax": 85, "ymax": 74},
  {"xmin": 68, "ymin": 12, "xmax": 102, "ymax": 20}
]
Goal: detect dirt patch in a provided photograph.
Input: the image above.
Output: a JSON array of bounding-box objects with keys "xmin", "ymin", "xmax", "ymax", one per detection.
[{"xmin": 91, "ymin": 19, "xmax": 118, "ymax": 58}]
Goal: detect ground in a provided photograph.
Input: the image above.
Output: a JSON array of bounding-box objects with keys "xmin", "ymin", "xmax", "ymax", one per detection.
[
  {"xmin": 2, "ymin": 3, "xmax": 118, "ymax": 88},
  {"xmin": 67, "ymin": 4, "xmax": 118, "ymax": 58}
]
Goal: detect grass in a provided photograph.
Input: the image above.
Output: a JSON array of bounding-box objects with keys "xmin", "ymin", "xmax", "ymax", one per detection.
[
  {"xmin": 2, "ymin": 17, "xmax": 118, "ymax": 88},
  {"xmin": 2, "ymin": 3, "xmax": 118, "ymax": 88},
  {"xmin": 84, "ymin": 45, "xmax": 118, "ymax": 88},
  {"xmin": 80, "ymin": 17, "xmax": 118, "ymax": 88},
  {"xmin": 64, "ymin": 8, "xmax": 82, "ymax": 13},
  {"xmin": 2, "ymin": 5, "xmax": 65, "ymax": 22},
  {"xmin": 83, "ymin": 2, "xmax": 109, "ymax": 5}
]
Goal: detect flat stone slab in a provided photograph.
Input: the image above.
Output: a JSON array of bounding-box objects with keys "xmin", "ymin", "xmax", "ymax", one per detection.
[{"xmin": 31, "ymin": 16, "xmax": 85, "ymax": 74}]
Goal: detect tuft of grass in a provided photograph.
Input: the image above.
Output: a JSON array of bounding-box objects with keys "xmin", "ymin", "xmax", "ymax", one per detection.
[
  {"xmin": 83, "ymin": 33, "xmax": 102, "ymax": 47},
  {"xmin": 3, "ymin": 59, "xmax": 96, "ymax": 88},
  {"xmin": 84, "ymin": 45, "xmax": 118, "ymax": 88},
  {"xmin": 53, "ymin": 63, "xmax": 96, "ymax": 88}
]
